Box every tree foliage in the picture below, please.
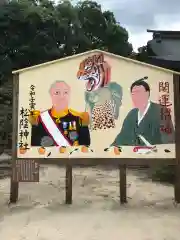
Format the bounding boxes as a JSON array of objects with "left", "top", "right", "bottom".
[
  {"left": 133, "top": 43, "right": 156, "bottom": 63},
  {"left": 0, "top": 0, "right": 132, "bottom": 84}
]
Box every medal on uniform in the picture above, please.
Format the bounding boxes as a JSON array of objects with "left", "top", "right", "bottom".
[
  {"left": 73, "top": 140, "right": 79, "bottom": 146},
  {"left": 69, "top": 131, "right": 79, "bottom": 146},
  {"left": 62, "top": 122, "right": 68, "bottom": 134},
  {"left": 72, "top": 121, "right": 76, "bottom": 130},
  {"left": 69, "top": 122, "right": 73, "bottom": 130}
]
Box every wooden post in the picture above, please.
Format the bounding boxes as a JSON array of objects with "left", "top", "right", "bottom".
[
  {"left": 119, "top": 164, "right": 127, "bottom": 204},
  {"left": 173, "top": 74, "right": 180, "bottom": 203},
  {"left": 65, "top": 163, "right": 72, "bottom": 204},
  {"left": 10, "top": 180, "right": 19, "bottom": 203},
  {"left": 10, "top": 73, "right": 19, "bottom": 203}
]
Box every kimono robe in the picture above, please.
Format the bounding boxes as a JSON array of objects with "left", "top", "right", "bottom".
[
  {"left": 111, "top": 102, "right": 174, "bottom": 146},
  {"left": 30, "top": 108, "right": 91, "bottom": 147}
]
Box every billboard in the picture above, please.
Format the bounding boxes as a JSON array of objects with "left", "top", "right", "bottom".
[{"left": 16, "top": 51, "right": 175, "bottom": 159}]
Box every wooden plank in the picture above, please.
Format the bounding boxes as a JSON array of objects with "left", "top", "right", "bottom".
[
  {"left": 65, "top": 164, "right": 72, "bottom": 204},
  {"left": 173, "top": 74, "right": 180, "bottom": 203},
  {"left": 119, "top": 165, "right": 127, "bottom": 204},
  {"left": 17, "top": 157, "right": 176, "bottom": 166},
  {"left": 10, "top": 74, "right": 19, "bottom": 203}
]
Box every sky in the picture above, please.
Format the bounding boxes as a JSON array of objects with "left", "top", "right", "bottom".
[
  {"left": 96, "top": 0, "right": 180, "bottom": 51},
  {"left": 72, "top": 0, "right": 180, "bottom": 52}
]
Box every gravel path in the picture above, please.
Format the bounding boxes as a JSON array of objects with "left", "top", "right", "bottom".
[{"left": 0, "top": 165, "right": 180, "bottom": 240}]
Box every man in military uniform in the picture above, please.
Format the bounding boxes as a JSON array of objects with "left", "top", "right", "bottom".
[{"left": 29, "top": 80, "right": 91, "bottom": 147}]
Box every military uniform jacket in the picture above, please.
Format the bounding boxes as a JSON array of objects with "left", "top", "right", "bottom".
[{"left": 30, "top": 108, "right": 91, "bottom": 147}]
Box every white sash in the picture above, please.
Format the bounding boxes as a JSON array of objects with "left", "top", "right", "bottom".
[{"left": 40, "top": 111, "right": 71, "bottom": 146}]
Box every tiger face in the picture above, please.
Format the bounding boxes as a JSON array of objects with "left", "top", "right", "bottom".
[{"left": 77, "top": 54, "right": 111, "bottom": 92}]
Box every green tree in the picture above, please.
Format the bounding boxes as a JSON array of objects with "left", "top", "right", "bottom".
[
  {"left": 134, "top": 43, "right": 156, "bottom": 63},
  {"left": 76, "top": 0, "right": 132, "bottom": 55},
  {"left": 0, "top": 0, "right": 133, "bottom": 85},
  {"left": 0, "top": 0, "right": 64, "bottom": 82}
]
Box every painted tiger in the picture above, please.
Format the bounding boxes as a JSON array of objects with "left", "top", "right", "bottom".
[{"left": 77, "top": 53, "right": 111, "bottom": 92}]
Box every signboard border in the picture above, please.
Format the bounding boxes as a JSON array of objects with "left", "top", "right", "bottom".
[{"left": 9, "top": 72, "right": 180, "bottom": 205}]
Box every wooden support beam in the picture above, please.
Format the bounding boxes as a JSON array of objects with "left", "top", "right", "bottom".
[
  {"left": 173, "top": 74, "right": 180, "bottom": 203},
  {"left": 65, "top": 164, "right": 72, "bottom": 204},
  {"left": 119, "top": 164, "right": 127, "bottom": 204},
  {"left": 10, "top": 73, "right": 19, "bottom": 204}
]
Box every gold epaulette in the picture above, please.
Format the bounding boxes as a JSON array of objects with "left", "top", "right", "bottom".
[
  {"left": 69, "top": 109, "right": 90, "bottom": 126},
  {"left": 28, "top": 110, "right": 40, "bottom": 126},
  {"left": 69, "top": 109, "right": 82, "bottom": 117}
]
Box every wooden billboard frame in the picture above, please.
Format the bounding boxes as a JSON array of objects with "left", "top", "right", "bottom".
[{"left": 9, "top": 72, "right": 180, "bottom": 206}]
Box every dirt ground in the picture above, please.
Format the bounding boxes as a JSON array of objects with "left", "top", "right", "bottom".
[{"left": 0, "top": 165, "right": 180, "bottom": 240}]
